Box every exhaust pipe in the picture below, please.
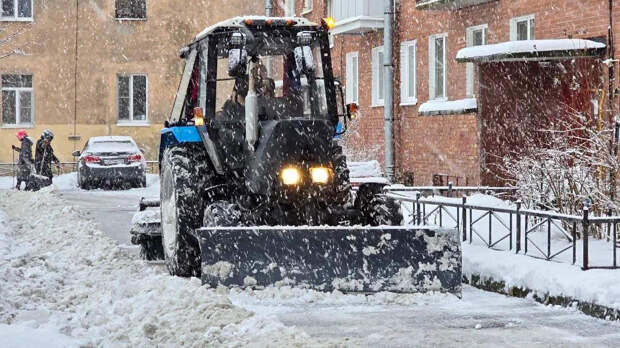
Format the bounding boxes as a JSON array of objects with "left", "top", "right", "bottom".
[{"left": 245, "top": 60, "right": 259, "bottom": 151}]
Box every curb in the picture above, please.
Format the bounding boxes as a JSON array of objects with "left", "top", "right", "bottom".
[{"left": 464, "top": 273, "right": 620, "bottom": 321}]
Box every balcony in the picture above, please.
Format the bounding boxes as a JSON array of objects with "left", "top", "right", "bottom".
[
  {"left": 416, "top": 0, "right": 497, "bottom": 10},
  {"left": 329, "top": 0, "right": 384, "bottom": 35}
]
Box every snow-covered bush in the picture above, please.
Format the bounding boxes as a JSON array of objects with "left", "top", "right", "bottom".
[{"left": 502, "top": 115, "right": 620, "bottom": 222}]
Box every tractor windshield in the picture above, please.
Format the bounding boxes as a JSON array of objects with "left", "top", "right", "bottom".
[{"left": 210, "top": 28, "right": 330, "bottom": 122}]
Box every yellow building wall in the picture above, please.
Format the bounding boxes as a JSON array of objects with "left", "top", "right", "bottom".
[{"left": 0, "top": 0, "right": 264, "bottom": 163}]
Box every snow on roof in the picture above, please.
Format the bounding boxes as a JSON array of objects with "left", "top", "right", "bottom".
[
  {"left": 194, "top": 16, "right": 318, "bottom": 42},
  {"left": 418, "top": 98, "right": 477, "bottom": 116},
  {"left": 456, "top": 39, "right": 606, "bottom": 63},
  {"left": 90, "top": 136, "right": 134, "bottom": 143}
]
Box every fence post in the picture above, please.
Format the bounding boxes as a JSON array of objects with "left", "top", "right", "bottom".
[
  {"left": 462, "top": 196, "right": 467, "bottom": 242},
  {"left": 416, "top": 192, "right": 421, "bottom": 225},
  {"left": 582, "top": 207, "right": 589, "bottom": 270},
  {"left": 516, "top": 200, "right": 521, "bottom": 253},
  {"left": 448, "top": 182, "right": 453, "bottom": 198}
]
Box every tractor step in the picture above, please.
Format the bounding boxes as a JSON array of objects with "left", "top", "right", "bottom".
[{"left": 195, "top": 226, "right": 462, "bottom": 295}]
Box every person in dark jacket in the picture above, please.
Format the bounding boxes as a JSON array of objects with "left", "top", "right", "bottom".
[
  {"left": 35, "top": 129, "right": 60, "bottom": 180},
  {"left": 11, "top": 130, "right": 34, "bottom": 190}
]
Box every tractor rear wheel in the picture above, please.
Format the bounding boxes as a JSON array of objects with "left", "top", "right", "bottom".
[
  {"left": 160, "top": 145, "right": 210, "bottom": 277},
  {"left": 356, "top": 183, "right": 403, "bottom": 226}
]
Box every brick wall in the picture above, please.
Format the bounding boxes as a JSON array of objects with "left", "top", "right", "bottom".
[{"left": 277, "top": 0, "right": 618, "bottom": 185}]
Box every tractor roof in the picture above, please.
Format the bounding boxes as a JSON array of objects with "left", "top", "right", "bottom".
[{"left": 194, "top": 16, "right": 318, "bottom": 43}]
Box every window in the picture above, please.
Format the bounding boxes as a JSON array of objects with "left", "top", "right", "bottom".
[
  {"left": 510, "top": 15, "right": 535, "bottom": 41},
  {"left": 372, "top": 46, "right": 384, "bottom": 106},
  {"left": 285, "top": 0, "right": 296, "bottom": 16},
  {"left": 118, "top": 74, "right": 148, "bottom": 123},
  {"left": 400, "top": 40, "right": 417, "bottom": 105},
  {"left": 429, "top": 33, "right": 447, "bottom": 100},
  {"left": 115, "top": 0, "right": 146, "bottom": 20},
  {"left": 1, "top": 0, "right": 32, "bottom": 21},
  {"left": 346, "top": 51, "right": 359, "bottom": 104},
  {"left": 466, "top": 25, "right": 487, "bottom": 97},
  {"left": 303, "top": 0, "right": 313, "bottom": 13},
  {"left": 2, "top": 74, "right": 33, "bottom": 126}
]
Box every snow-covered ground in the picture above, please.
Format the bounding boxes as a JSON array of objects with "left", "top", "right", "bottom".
[
  {"left": 0, "top": 188, "right": 325, "bottom": 347},
  {"left": 3, "top": 174, "right": 620, "bottom": 346}
]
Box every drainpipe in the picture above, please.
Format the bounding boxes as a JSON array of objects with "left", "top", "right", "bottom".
[
  {"left": 383, "top": 0, "right": 395, "bottom": 181},
  {"left": 265, "top": 0, "right": 272, "bottom": 76},
  {"left": 265, "top": 0, "right": 272, "bottom": 16}
]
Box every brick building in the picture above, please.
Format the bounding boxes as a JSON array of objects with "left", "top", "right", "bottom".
[
  {"left": 0, "top": 0, "right": 263, "bottom": 162},
  {"left": 277, "top": 0, "right": 619, "bottom": 185}
]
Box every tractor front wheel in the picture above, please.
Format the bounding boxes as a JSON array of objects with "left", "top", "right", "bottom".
[{"left": 160, "top": 146, "right": 208, "bottom": 277}]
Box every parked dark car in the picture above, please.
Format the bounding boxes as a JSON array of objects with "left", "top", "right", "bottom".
[{"left": 73, "top": 136, "right": 147, "bottom": 189}]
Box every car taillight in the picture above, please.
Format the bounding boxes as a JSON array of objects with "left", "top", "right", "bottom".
[
  {"left": 84, "top": 155, "right": 101, "bottom": 163},
  {"left": 128, "top": 154, "right": 142, "bottom": 162}
]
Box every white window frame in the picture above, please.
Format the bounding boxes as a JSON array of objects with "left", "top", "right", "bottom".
[
  {"left": 1, "top": 74, "right": 34, "bottom": 128},
  {"left": 465, "top": 24, "right": 487, "bottom": 97},
  {"left": 302, "top": 0, "right": 313, "bottom": 14},
  {"left": 285, "top": 0, "right": 296, "bottom": 16},
  {"left": 372, "top": 46, "right": 385, "bottom": 107},
  {"left": 400, "top": 40, "right": 417, "bottom": 105},
  {"left": 117, "top": 74, "right": 149, "bottom": 125},
  {"left": 345, "top": 51, "right": 359, "bottom": 104},
  {"left": 429, "top": 33, "right": 447, "bottom": 101},
  {"left": 510, "top": 14, "right": 535, "bottom": 41},
  {"left": 0, "top": 0, "right": 33, "bottom": 21}
]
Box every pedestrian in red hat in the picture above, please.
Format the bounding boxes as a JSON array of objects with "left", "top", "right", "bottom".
[{"left": 11, "top": 130, "right": 34, "bottom": 190}]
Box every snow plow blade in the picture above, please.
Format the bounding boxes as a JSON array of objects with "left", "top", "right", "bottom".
[{"left": 196, "top": 226, "right": 461, "bottom": 295}]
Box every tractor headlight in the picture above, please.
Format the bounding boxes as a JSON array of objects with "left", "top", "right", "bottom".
[
  {"left": 310, "top": 167, "right": 330, "bottom": 184},
  {"left": 281, "top": 167, "right": 301, "bottom": 186}
]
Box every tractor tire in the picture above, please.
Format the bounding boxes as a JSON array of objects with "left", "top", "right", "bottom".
[
  {"left": 356, "top": 184, "right": 403, "bottom": 226},
  {"left": 203, "top": 201, "right": 243, "bottom": 227},
  {"left": 367, "top": 194, "right": 403, "bottom": 226},
  {"left": 330, "top": 140, "right": 351, "bottom": 205},
  {"left": 160, "top": 145, "right": 210, "bottom": 277},
  {"left": 140, "top": 235, "right": 165, "bottom": 261}
]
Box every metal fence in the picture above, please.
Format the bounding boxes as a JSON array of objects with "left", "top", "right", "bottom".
[
  {"left": 0, "top": 161, "right": 159, "bottom": 177},
  {"left": 385, "top": 190, "right": 620, "bottom": 270}
]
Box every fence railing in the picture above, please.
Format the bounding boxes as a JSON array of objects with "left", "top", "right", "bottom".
[
  {"left": 386, "top": 191, "right": 620, "bottom": 270},
  {"left": 0, "top": 161, "right": 159, "bottom": 176}
]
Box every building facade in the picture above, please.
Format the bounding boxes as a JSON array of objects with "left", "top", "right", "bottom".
[
  {"left": 0, "top": 0, "right": 263, "bottom": 162},
  {"left": 278, "top": 0, "right": 619, "bottom": 185}
]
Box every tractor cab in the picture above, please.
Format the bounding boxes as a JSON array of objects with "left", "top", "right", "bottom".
[{"left": 173, "top": 16, "right": 352, "bottom": 136}]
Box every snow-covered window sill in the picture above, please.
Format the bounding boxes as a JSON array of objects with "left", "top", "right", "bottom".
[
  {"left": 418, "top": 98, "right": 477, "bottom": 116},
  {"left": 0, "top": 18, "right": 33, "bottom": 22},
  {"left": 400, "top": 99, "right": 418, "bottom": 107},
  {"left": 371, "top": 103, "right": 385, "bottom": 108},
  {"left": 116, "top": 122, "right": 150, "bottom": 127},
  {"left": 2, "top": 123, "right": 34, "bottom": 129},
  {"left": 115, "top": 18, "right": 147, "bottom": 22}
]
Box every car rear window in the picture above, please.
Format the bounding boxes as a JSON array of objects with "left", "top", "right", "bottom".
[{"left": 88, "top": 141, "right": 137, "bottom": 154}]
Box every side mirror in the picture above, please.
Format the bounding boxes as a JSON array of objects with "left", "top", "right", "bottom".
[
  {"left": 72, "top": 150, "right": 81, "bottom": 157},
  {"left": 294, "top": 46, "right": 314, "bottom": 75},
  {"left": 228, "top": 48, "right": 248, "bottom": 78}
]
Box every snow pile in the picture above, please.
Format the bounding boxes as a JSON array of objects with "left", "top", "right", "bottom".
[
  {"left": 347, "top": 161, "right": 389, "bottom": 184},
  {"left": 0, "top": 189, "right": 324, "bottom": 347},
  {"left": 463, "top": 244, "right": 620, "bottom": 311}
]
